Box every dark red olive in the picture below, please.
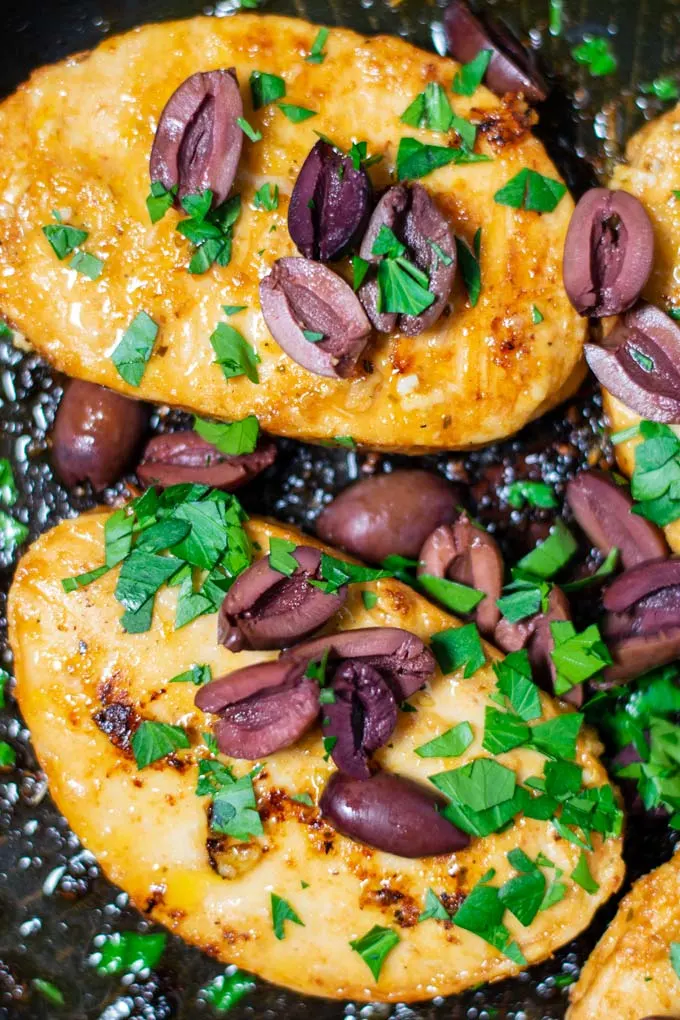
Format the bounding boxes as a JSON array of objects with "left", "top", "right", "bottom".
[
  {"left": 358, "top": 184, "right": 456, "bottom": 335},
  {"left": 316, "top": 470, "right": 459, "bottom": 565},
  {"left": 150, "top": 69, "right": 243, "bottom": 207},
  {"left": 322, "top": 661, "right": 397, "bottom": 779},
  {"left": 566, "top": 470, "right": 668, "bottom": 570},
  {"left": 195, "top": 659, "right": 319, "bottom": 758},
  {"left": 443, "top": 0, "right": 548, "bottom": 103},
  {"left": 585, "top": 304, "right": 680, "bottom": 423},
  {"left": 563, "top": 189, "right": 654, "bottom": 318},
  {"left": 320, "top": 770, "right": 469, "bottom": 857},
  {"left": 137, "top": 431, "right": 276, "bottom": 490},
  {"left": 495, "top": 587, "right": 578, "bottom": 702},
  {"left": 600, "top": 629, "right": 680, "bottom": 687},
  {"left": 52, "top": 380, "right": 148, "bottom": 491},
  {"left": 218, "top": 545, "right": 347, "bottom": 651},
  {"left": 418, "top": 514, "right": 503, "bottom": 638},
  {"left": 288, "top": 140, "right": 373, "bottom": 262},
  {"left": 282, "top": 627, "right": 436, "bottom": 701},
  {"left": 603, "top": 560, "right": 680, "bottom": 613},
  {"left": 259, "top": 257, "right": 372, "bottom": 378}
]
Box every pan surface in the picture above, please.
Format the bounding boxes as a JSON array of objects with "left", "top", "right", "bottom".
[{"left": 1, "top": 0, "right": 679, "bottom": 1017}]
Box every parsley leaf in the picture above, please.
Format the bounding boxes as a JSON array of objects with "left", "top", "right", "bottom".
[
  {"left": 177, "top": 192, "right": 241, "bottom": 273},
  {"left": 452, "top": 50, "right": 492, "bottom": 95},
  {"left": 0, "top": 669, "right": 8, "bottom": 709},
  {"left": 349, "top": 925, "right": 400, "bottom": 980},
  {"left": 210, "top": 322, "right": 260, "bottom": 383},
  {"left": 199, "top": 762, "right": 265, "bottom": 841},
  {"left": 0, "top": 742, "right": 16, "bottom": 768},
  {"left": 32, "top": 979, "right": 64, "bottom": 1007},
  {"left": 671, "top": 943, "right": 680, "bottom": 980},
  {"left": 498, "top": 866, "right": 546, "bottom": 926},
  {"left": 193, "top": 415, "right": 260, "bottom": 455},
  {"left": 506, "top": 480, "right": 557, "bottom": 509},
  {"left": 0, "top": 511, "right": 28, "bottom": 556},
  {"left": 306, "top": 27, "right": 329, "bottom": 64},
  {"left": 550, "top": 622, "right": 612, "bottom": 693},
  {"left": 562, "top": 547, "right": 619, "bottom": 592},
  {"left": 455, "top": 229, "right": 482, "bottom": 306},
  {"left": 430, "top": 757, "right": 516, "bottom": 811},
  {"left": 70, "top": 250, "right": 104, "bottom": 280},
  {"left": 147, "top": 181, "right": 177, "bottom": 223},
  {"left": 496, "top": 575, "right": 550, "bottom": 623},
  {"left": 396, "top": 137, "right": 488, "bottom": 181},
  {"left": 271, "top": 893, "right": 304, "bottom": 940},
  {"left": 419, "top": 888, "right": 451, "bottom": 922},
  {"left": 200, "top": 970, "right": 256, "bottom": 1012},
  {"left": 253, "top": 182, "right": 279, "bottom": 211},
  {"left": 571, "top": 35, "right": 617, "bottom": 76},
  {"left": 430, "top": 623, "right": 486, "bottom": 677},
  {"left": 237, "top": 116, "right": 262, "bottom": 141},
  {"left": 516, "top": 519, "right": 577, "bottom": 579},
  {"left": 401, "top": 82, "right": 460, "bottom": 135},
  {"left": 362, "top": 590, "right": 379, "bottom": 611},
  {"left": 250, "top": 71, "right": 286, "bottom": 109},
  {"left": 169, "top": 664, "right": 212, "bottom": 686},
  {"left": 352, "top": 255, "right": 370, "bottom": 291},
  {"left": 571, "top": 851, "right": 599, "bottom": 894},
  {"left": 269, "top": 536, "right": 299, "bottom": 576},
  {"left": 131, "top": 721, "right": 190, "bottom": 769},
  {"left": 42, "top": 212, "right": 88, "bottom": 259},
  {"left": 111, "top": 311, "right": 159, "bottom": 387},
  {"left": 530, "top": 712, "right": 583, "bottom": 761},
  {"left": 0, "top": 459, "right": 17, "bottom": 506},
  {"left": 494, "top": 169, "right": 567, "bottom": 213},
  {"left": 95, "top": 932, "right": 167, "bottom": 976},
  {"left": 628, "top": 422, "right": 680, "bottom": 526},
  {"left": 452, "top": 880, "right": 527, "bottom": 965},
  {"left": 531, "top": 304, "right": 544, "bottom": 324},
  {"left": 418, "top": 574, "right": 485, "bottom": 614},
  {"left": 483, "top": 707, "right": 530, "bottom": 755},
  {"left": 493, "top": 651, "right": 542, "bottom": 721},
  {"left": 278, "top": 103, "right": 317, "bottom": 123},
  {"left": 415, "top": 721, "right": 474, "bottom": 759},
  {"left": 311, "top": 553, "right": 392, "bottom": 594},
  {"left": 376, "top": 257, "right": 435, "bottom": 316},
  {"left": 640, "top": 77, "right": 679, "bottom": 101}
]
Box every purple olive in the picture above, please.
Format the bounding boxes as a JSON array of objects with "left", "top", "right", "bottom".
[
  {"left": 567, "top": 470, "right": 668, "bottom": 570},
  {"left": 443, "top": 0, "right": 548, "bottom": 103},
  {"left": 150, "top": 69, "right": 243, "bottom": 208},
  {"left": 218, "top": 545, "right": 347, "bottom": 651},
  {"left": 259, "top": 257, "right": 372, "bottom": 378},
  {"left": 418, "top": 514, "right": 503, "bottom": 638},
  {"left": 585, "top": 304, "right": 680, "bottom": 423},
  {"left": 495, "top": 587, "right": 578, "bottom": 702},
  {"left": 52, "top": 380, "right": 148, "bottom": 491},
  {"left": 137, "top": 431, "right": 276, "bottom": 491},
  {"left": 282, "top": 627, "right": 436, "bottom": 701},
  {"left": 603, "top": 560, "right": 680, "bottom": 613},
  {"left": 358, "top": 184, "right": 456, "bottom": 335},
  {"left": 563, "top": 189, "right": 654, "bottom": 318},
  {"left": 322, "top": 661, "right": 398, "bottom": 779},
  {"left": 288, "top": 140, "right": 373, "bottom": 262},
  {"left": 195, "top": 659, "right": 319, "bottom": 758},
  {"left": 320, "top": 770, "right": 469, "bottom": 857},
  {"left": 316, "top": 470, "right": 459, "bottom": 565}
]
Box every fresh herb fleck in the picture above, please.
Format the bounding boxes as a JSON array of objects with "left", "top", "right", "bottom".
[
  {"left": 571, "top": 36, "right": 617, "bottom": 77},
  {"left": 452, "top": 50, "right": 492, "bottom": 96},
  {"left": 253, "top": 182, "right": 279, "bottom": 211},
  {"left": 506, "top": 480, "right": 557, "bottom": 509},
  {"left": 94, "top": 932, "right": 167, "bottom": 976},
  {"left": 430, "top": 623, "right": 486, "bottom": 678},
  {"left": 194, "top": 414, "right": 260, "bottom": 456},
  {"left": 131, "top": 721, "right": 190, "bottom": 769},
  {"left": 349, "top": 925, "right": 400, "bottom": 980},
  {"left": 250, "top": 71, "right": 286, "bottom": 109},
  {"left": 278, "top": 103, "right": 317, "bottom": 123},
  {"left": 494, "top": 169, "right": 567, "bottom": 213},
  {"left": 147, "top": 181, "right": 177, "bottom": 223},
  {"left": 270, "top": 893, "right": 304, "bottom": 940},
  {"left": 169, "top": 664, "right": 212, "bottom": 686},
  {"left": 306, "top": 27, "right": 329, "bottom": 64},
  {"left": 516, "top": 519, "right": 577, "bottom": 579},
  {"left": 111, "top": 310, "right": 159, "bottom": 387},
  {"left": 416, "top": 721, "right": 474, "bottom": 759},
  {"left": 237, "top": 116, "right": 262, "bottom": 141},
  {"left": 200, "top": 970, "right": 256, "bottom": 1012},
  {"left": 210, "top": 322, "right": 260, "bottom": 383},
  {"left": 396, "top": 137, "right": 489, "bottom": 181},
  {"left": 455, "top": 228, "right": 482, "bottom": 306}
]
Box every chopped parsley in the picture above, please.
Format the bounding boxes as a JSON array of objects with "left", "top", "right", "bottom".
[
  {"left": 452, "top": 875, "right": 526, "bottom": 965},
  {"left": 418, "top": 888, "right": 451, "bottom": 922},
  {"left": 415, "top": 721, "right": 474, "bottom": 759},
  {"left": 371, "top": 226, "right": 435, "bottom": 317},
  {"left": 237, "top": 116, "right": 262, "bottom": 142},
  {"left": 0, "top": 511, "right": 28, "bottom": 555},
  {"left": 563, "top": 547, "right": 619, "bottom": 592},
  {"left": 571, "top": 35, "right": 617, "bottom": 77},
  {"left": 249, "top": 71, "right": 286, "bottom": 109},
  {"left": 32, "top": 979, "right": 65, "bottom": 1007},
  {"left": 418, "top": 574, "right": 485, "bottom": 614},
  {"left": 431, "top": 757, "right": 516, "bottom": 813},
  {"left": 194, "top": 414, "right": 260, "bottom": 456},
  {"left": 69, "top": 250, "right": 104, "bottom": 280},
  {"left": 362, "top": 590, "right": 379, "bottom": 611},
  {"left": 176, "top": 191, "right": 241, "bottom": 274},
  {"left": 310, "top": 553, "right": 393, "bottom": 595},
  {"left": 496, "top": 575, "right": 550, "bottom": 623},
  {"left": 131, "top": 721, "right": 190, "bottom": 769},
  {"left": 302, "top": 329, "right": 324, "bottom": 343},
  {"left": 452, "top": 50, "right": 492, "bottom": 96},
  {"left": 640, "top": 77, "right": 679, "bottom": 101},
  {"left": 169, "top": 664, "right": 212, "bottom": 686},
  {"left": 498, "top": 861, "right": 545, "bottom": 927},
  {"left": 306, "top": 27, "right": 329, "bottom": 64},
  {"left": 200, "top": 970, "right": 256, "bottom": 1012},
  {"left": 493, "top": 651, "right": 542, "bottom": 722},
  {"left": 494, "top": 169, "right": 567, "bottom": 213},
  {"left": 671, "top": 943, "right": 680, "bottom": 980},
  {"left": 94, "top": 932, "right": 167, "bottom": 976},
  {"left": 549, "top": 0, "right": 563, "bottom": 35},
  {"left": 506, "top": 480, "right": 557, "bottom": 509},
  {"left": 253, "top": 182, "right": 279, "bottom": 211},
  {"left": 210, "top": 322, "right": 260, "bottom": 384},
  {"left": 516, "top": 519, "right": 577, "bottom": 579},
  {"left": 197, "top": 760, "right": 264, "bottom": 841},
  {"left": 623, "top": 421, "right": 680, "bottom": 526},
  {"left": 111, "top": 310, "right": 159, "bottom": 387},
  {"left": 571, "top": 851, "right": 599, "bottom": 894},
  {"left": 550, "top": 622, "right": 612, "bottom": 694},
  {"left": 278, "top": 103, "right": 317, "bottom": 123},
  {"left": 146, "top": 181, "right": 177, "bottom": 223},
  {"left": 529, "top": 713, "right": 582, "bottom": 761},
  {"left": 349, "top": 925, "right": 400, "bottom": 980},
  {"left": 455, "top": 228, "right": 482, "bottom": 306},
  {"left": 269, "top": 536, "right": 299, "bottom": 576},
  {"left": 396, "top": 137, "right": 489, "bottom": 181},
  {"left": 482, "top": 707, "right": 529, "bottom": 755},
  {"left": 271, "top": 894, "right": 304, "bottom": 939},
  {"left": 0, "top": 742, "right": 16, "bottom": 768},
  {"left": 430, "top": 623, "right": 486, "bottom": 678},
  {"left": 223, "top": 304, "right": 247, "bottom": 316},
  {"left": 401, "top": 82, "right": 462, "bottom": 136},
  {"left": 291, "top": 792, "right": 314, "bottom": 806},
  {"left": 0, "top": 669, "right": 8, "bottom": 709},
  {"left": 531, "top": 304, "right": 544, "bottom": 324},
  {"left": 352, "top": 255, "right": 370, "bottom": 291},
  {"left": 42, "top": 211, "right": 87, "bottom": 259}
]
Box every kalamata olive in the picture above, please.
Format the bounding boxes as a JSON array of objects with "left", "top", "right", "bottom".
[
  {"left": 495, "top": 587, "right": 578, "bottom": 702},
  {"left": 322, "top": 661, "right": 398, "bottom": 779},
  {"left": 195, "top": 659, "right": 319, "bottom": 758},
  {"left": 603, "top": 560, "right": 680, "bottom": 613},
  {"left": 358, "top": 184, "right": 456, "bottom": 335},
  {"left": 288, "top": 140, "right": 373, "bottom": 262},
  {"left": 585, "top": 304, "right": 680, "bottom": 423},
  {"left": 320, "top": 770, "right": 469, "bottom": 857},
  {"left": 418, "top": 514, "right": 503, "bottom": 638},
  {"left": 218, "top": 545, "right": 347, "bottom": 651},
  {"left": 137, "top": 431, "right": 276, "bottom": 490},
  {"left": 601, "top": 629, "right": 680, "bottom": 687},
  {"left": 150, "top": 69, "right": 243, "bottom": 208},
  {"left": 563, "top": 189, "right": 654, "bottom": 318},
  {"left": 52, "top": 380, "right": 148, "bottom": 491},
  {"left": 259, "top": 257, "right": 372, "bottom": 378},
  {"left": 566, "top": 470, "right": 668, "bottom": 570},
  {"left": 316, "top": 470, "right": 459, "bottom": 565},
  {"left": 282, "top": 627, "right": 436, "bottom": 700},
  {"left": 443, "top": 0, "right": 548, "bottom": 103}
]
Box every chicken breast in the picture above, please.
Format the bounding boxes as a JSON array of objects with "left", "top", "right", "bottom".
[
  {"left": 568, "top": 852, "right": 680, "bottom": 1019},
  {"left": 602, "top": 102, "right": 680, "bottom": 550},
  {"left": 0, "top": 14, "right": 586, "bottom": 453},
  {"left": 8, "top": 511, "right": 624, "bottom": 1001}
]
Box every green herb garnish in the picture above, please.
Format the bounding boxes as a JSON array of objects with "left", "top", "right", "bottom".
[
  {"left": 269, "top": 536, "right": 299, "bottom": 576},
  {"left": 493, "top": 651, "right": 542, "bottom": 722},
  {"left": 306, "top": 27, "right": 329, "bottom": 64},
  {"left": 250, "top": 71, "right": 286, "bottom": 109},
  {"left": 111, "top": 310, "right": 159, "bottom": 387},
  {"left": 550, "top": 622, "right": 612, "bottom": 694},
  {"left": 640, "top": 77, "right": 679, "bottom": 101},
  {"left": 0, "top": 459, "right": 17, "bottom": 506},
  {"left": 237, "top": 116, "right": 262, "bottom": 141},
  {"left": 0, "top": 742, "right": 16, "bottom": 768},
  {"left": 32, "top": 979, "right": 64, "bottom": 1007},
  {"left": 176, "top": 191, "right": 241, "bottom": 273},
  {"left": 311, "top": 553, "right": 392, "bottom": 595},
  {"left": 452, "top": 50, "right": 492, "bottom": 96},
  {"left": 562, "top": 548, "right": 619, "bottom": 592},
  {"left": 278, "top": 103, "right": 317, "bottom": 123},
  {"left": 455, "top": 228, "right": 482, "bottom": 306},
  {"left": 253, "top": 182, "right": 279, "bottom": 211},
  {"left": 169, "top": 664, "right": 212, "bottom": 686},
  {"left": 362, "top": 590, "right": 379, "bottom": 611},
  {"left": 95, "top": 932, "right": 167, "bottom": 976},
  {"left": 418, "top": 889, "right": 451, "bottom": 922},
  {"left": 571, "top": 35, "right": 617, "bottom": 76},
  {"left": 396, "top": 137, "right": 489, "bottom": 181},
  {"left": 494, "top": 169, "right": 567, "bottom": 213},
  {"left": 200, "top": 970, "right": 256, "bottom": 1012},
  {"left": 506, "top": 480, "right": 557, "bottom": 509},
  {"left": 430, "top": 623, "right": 486, "bottom": 678},
  {"left": 516, "top": 519, "right": 577, "bottom": 579},
  {"left": 352, "top": 255, "right": 370, "bottom": 291},
  {"left": 349, "top": 925, "right": 400, "bottom": 980},
  {"left": 42, "top": 211, "right": 88, "bottom": 259},
  {"left": 270, "top": 893, "right": 304, "bottom": 940},
  {"left": 131, "top": 721, "right": 190, "bottom": 769},
  {"left": 194, "top": 414, "right": 260, "bottom": 455},
  {"left": 671, "top": 942, "right": 680, "bottom": 980},
  {"left": 210, "top": 322, "right": 260, "bottom": 383},
  {"left": 415, "top": 721, "right": 474, "bottom": 759},
  {"left": 452, "top": 877, "right": 527, "bottom": 965},
  {"left": 197, "top": 760, "right": 265, "bottom": 841},
  {"left": 571, "top": 851, "right": 599, "bottom": 894},
  {"left": 496, "top": 575, "right": 550, "bottom": 623},
  {"left": 146, "top": 181, "right": 177, "bottom": 223},
  {"left": 418, "top": 574, "right": 485, "bottom": 614}
]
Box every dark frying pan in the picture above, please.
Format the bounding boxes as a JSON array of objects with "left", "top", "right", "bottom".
[{"left": 1, "top": 0, "right": 679, "bottom": 1017}]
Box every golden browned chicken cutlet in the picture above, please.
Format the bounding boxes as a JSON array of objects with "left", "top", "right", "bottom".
[{"left": 0, "top": 15, "right": 586, "bottom": 453}]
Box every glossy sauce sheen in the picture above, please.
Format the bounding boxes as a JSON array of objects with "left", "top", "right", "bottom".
[
  {"left": 567, "top": 853, "right": 680, "bottom": 1020},
  {"left": 8, "top": 515, "right": 624, "bottom": 1001},
  {"left": 0, "top": 14, "right": 586, "bottom": 452}
]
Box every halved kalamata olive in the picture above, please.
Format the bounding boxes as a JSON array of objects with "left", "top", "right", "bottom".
[
  {"left": 316, "top": 470, "right": 459, "bottom": 564},
  {"left": 320, "top": 770, "right": 469, "bottom": 857},
  {"left": 137, "top": 431, "right": 276, "bottom": 491},
  {"left": 288, "top": 140, "right": 373, "bottom": 262},
  {"left": 443, "top": 0, "right": 548, "bottom": 103},
  {"left": 566, "top": 470, "right": 668, "bottom": 570},
  {"left": 418, "top": 514, "right": 503, "bottom": 638},
  {"left": 358, "top": 183, "right": 456, "bottom": 336},
  {"left": 150, "top": 69, "right": 243, "bottom": 207},
  {"left": 52, "top": 380, "right": 148, "bottom": 491},
  {"left": 495, "top": 587, "right": 578, "bottom": 702},
  {"left": 195, "top": 659, "right": 319, "bottom": 758},
  {"left": 601, "top": 629, "right": 680, "bottom": 687},
  {"left": 283, "top": 627, "right": 436, "bottom": 700},
  {"left": 585, "top": 304, "right": 680, "bottom": 423},
  {"left": 322, "top": 661, "right": 398, "bottom": 779},
  {"left": 259, "top": 257, "right": 372, "bottom": 378},
  {"left": 603, "top": 560, "right": 680, "bottom": 613},
  {"left": 218, "top": 545, "right": 347, "bottom": 651},
  {"left": 563, "top": 189, "right": 654, "bottom": 318}
]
